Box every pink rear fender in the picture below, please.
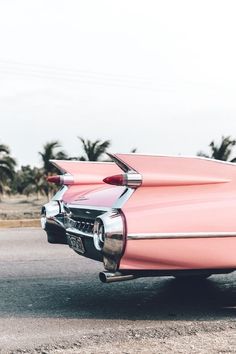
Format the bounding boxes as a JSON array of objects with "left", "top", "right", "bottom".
[
  {"left": 120, "top": 184, "right": 236, "bottom": 270},
  {"left": 120, "top": 237, "right": 236, "bottom": 270},
  {"left": 108, "top": 154, "right": 236, "bottom": 271}
]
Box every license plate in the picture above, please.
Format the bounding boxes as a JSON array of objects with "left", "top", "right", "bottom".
[{"left": 67, "top": 235, "right": 85, "bottom": 254}]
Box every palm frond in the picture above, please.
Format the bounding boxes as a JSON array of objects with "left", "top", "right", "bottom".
[{"left": 78, "top": 137, "right": 111, "bottom": 161}]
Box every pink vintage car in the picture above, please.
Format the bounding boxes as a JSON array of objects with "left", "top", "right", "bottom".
[{"left": 41, "top": 153, "right": 236, "bottom": 283}]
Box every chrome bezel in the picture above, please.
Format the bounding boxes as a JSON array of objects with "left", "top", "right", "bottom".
[
  {"left": 41, "top": 187, "right": 68, "bottom": 230},
  {"left": 94, "top": 209, "right": 125, "bottom": 272},
  {"left": 42, "top": 200, "right": 60, "bottom": 218},
  {"left": 126, "top": 172, "right": 142, "bottom": 188},
  {"left": 40, "top": 216, "right": 47, "bottom": 230},
  {"left": 93, "top": 220, "right": 105, "bottom": 251}
]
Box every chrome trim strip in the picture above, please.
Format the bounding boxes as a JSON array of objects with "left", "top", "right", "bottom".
[
  {"left": 107, "top": 153, "right": 135, "bottom": 172},
  {"left": 51, "top": 159, "right": 115, "bottom": 165},
  {"left": 66, "top": 204, "right": 111, "bottom": 212},
  {"left": 52, "top": 185, "right": 68, "bottom": 201},
  {"left": 128, "top": 231, "right": 236, "bottom": 240},
  {"left": 66, "top": 227, "right": 93, "bottom": 238},
  {"left": 113, "top": 187, "right": 135, "bottom": 209}
]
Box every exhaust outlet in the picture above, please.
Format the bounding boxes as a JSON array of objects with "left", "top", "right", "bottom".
[{"left": 99, "top": 271, "right": 135, "bottom": 283}]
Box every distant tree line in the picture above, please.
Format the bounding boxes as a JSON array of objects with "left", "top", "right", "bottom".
[
  {"left": 0, "top": 137, "right": 134, "bottom": 199},
  {"left": 0, "top": 135, "right": 235, "bottom": 199},
  {"left": 7, "top": 137, "right": 113, "bottom": 199},
  {"left": 197, "top": 136, "right": 236, "bottom": 162}
]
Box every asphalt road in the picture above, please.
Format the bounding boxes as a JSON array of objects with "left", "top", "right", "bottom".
[{"left": 0, "top": 228, "right": 235, "bottom": 354}]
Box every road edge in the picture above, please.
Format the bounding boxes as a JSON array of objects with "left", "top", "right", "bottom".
[{"left": 0, "top": 219, "right": 40, "bottom": 228}]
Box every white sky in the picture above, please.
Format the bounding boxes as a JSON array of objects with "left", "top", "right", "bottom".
[{"left": 1, "top": 0, "right": 236, "bottom": 166}]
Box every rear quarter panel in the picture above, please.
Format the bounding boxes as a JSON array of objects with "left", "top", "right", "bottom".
[{"left": 119, "top": 157, "right": 236, "bottom": 271}]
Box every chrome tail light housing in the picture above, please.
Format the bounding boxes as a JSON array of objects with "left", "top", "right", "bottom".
[{"left": 93, "top": 209, "right": 126, "bottom": 272}]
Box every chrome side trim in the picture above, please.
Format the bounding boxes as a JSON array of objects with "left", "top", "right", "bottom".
[
  {"left": 51, "top": 159, "right": 115, "bottom": 165},
  {"left": 107, "top": 153, "right": 136, "bottom": 172},
  {"left": 51, "top": 185, "right": 68, "bottom": 201},
  {"left": 128, "top": 231, "right": 236, "bottom": 240},
  {"left": 66, "top": 204, "right": 111, "bottom": 212},
  {"left": 113, "top": 187, "right": 135, "bottom": 209}
]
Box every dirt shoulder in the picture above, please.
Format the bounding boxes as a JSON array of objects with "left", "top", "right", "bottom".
[
  {"left": 0, "top": 195, "right": 46, "bottom": 227},
  {"left": 14, "top": 321, "right": 236, "bottom": 354}
]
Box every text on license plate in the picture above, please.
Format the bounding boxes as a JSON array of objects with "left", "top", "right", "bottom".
[{"left": 67, "top": 235, "right": 85, "bottom": 254}]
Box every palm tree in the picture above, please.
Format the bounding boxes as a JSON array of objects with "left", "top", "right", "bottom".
[
  {"left": 78, "top": 137, "right": 111, "bottom": 161},
  {"left": 39, "top": 141, "right": 68, "bottom": 199},
  {"left": 0, "top": 143, "right": 16, "bottom": 196},
  {"left": 39, "top": 141, "right": 68, "bottom": 175},
  {"left": 12, "top": 166, "right": 45, "bottom": 199},
  {"left": 197, "top": 136, "right": 236, "bottom": 162},
  {"left": 31, "top": 167, "right": 46, "bottom": 199},
  {"left": 130, "top": 148, "right": 137, "bottom": 153}
]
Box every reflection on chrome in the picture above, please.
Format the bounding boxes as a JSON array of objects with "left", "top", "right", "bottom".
[
  {"left": 94, "top": 209, "right": 125, "bottom": 272},
  {"left": 99, "top": 271, "right": 134, "bottom": 283}
]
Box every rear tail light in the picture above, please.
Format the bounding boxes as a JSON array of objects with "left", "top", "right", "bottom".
[
  {"left": 47, "top": 175, "right": 61, "bottom": 184},
  {"left": 103, "top": 174, "right": 126, "bottom": 186},
  {"left": 47, "top": 174, "right": 74, "bottom": 185},
  {"left": 103, "top": 173, "right": 142, "bottom": 188}
]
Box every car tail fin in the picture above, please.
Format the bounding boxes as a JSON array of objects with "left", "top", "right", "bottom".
[
  {"left": 107, "top": 153, "right": 232, "bottom": 187},
  {"left": 48, "top": 160, "right": 121, "bottom": 185}
]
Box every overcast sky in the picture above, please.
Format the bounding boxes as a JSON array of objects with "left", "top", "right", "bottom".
[{"left": 1, "top": 0, "right": 236, "bottom": 167}]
